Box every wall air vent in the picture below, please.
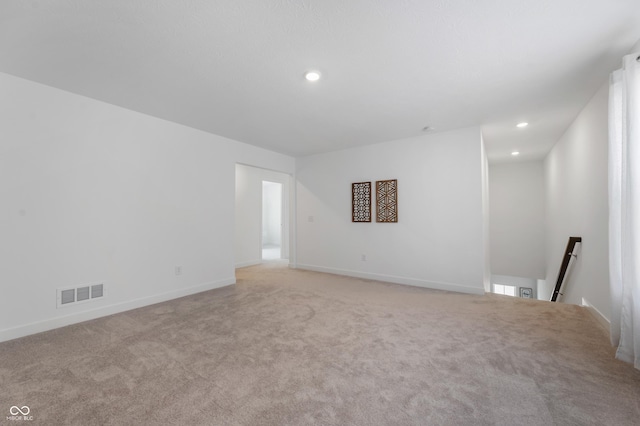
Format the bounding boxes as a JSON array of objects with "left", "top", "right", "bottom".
[
  {"left": 91, "top": 283, "right": 103, "bottom": 298},
  {"left": 60, "top": 289, "right": 75, "bottom": 305},
  {"left": 77, "top": 286, "right": 90, "bottom": 301},
  {"left": 57, "top": 282, "right": 106, "bottom": 308}
]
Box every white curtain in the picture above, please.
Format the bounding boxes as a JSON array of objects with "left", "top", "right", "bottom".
[{"left": 609, "top": 52, "right": 640, "bottom": 369}]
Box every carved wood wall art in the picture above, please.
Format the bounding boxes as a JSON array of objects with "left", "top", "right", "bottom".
[
  {"left": 352, "top": 182, "right": 372, "bottom": 222},
  {"left": 376, "top": 179, "right": 398, "bottom": 223}
]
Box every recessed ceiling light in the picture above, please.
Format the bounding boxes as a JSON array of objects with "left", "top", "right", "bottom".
[
  {"left": 512, "top": 151, "right": 520, "bottom": 156},
  {"left": 516, "top": 122, "right": 528, "bottom": 128},
  {"left": 305, "top": 71, "right": 321, "bottom": 82}
]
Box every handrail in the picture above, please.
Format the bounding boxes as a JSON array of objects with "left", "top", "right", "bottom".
[{"left": 551, "top": 236, "right": 582, "bottom": 302}]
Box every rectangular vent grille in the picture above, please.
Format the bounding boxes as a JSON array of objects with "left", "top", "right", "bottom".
[
  {"left": 91, "top": 284, "right": 104, "bottom": 298},
  {"left": 77, "top": 286, "right": 90, "bottom": 301},
  {"left": 61, "top": 289, "right": 75, "bottom": 305},
  {"left": 57, "top": 282, "right": 106, "bottom": 308}
]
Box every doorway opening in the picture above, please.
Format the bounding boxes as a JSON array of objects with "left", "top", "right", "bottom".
[
  {"left": 262, "top": 180, "right": 283, "bottom": 261},
  {"left": 234, "top": 164, "right": 290, "bottom": 268}
]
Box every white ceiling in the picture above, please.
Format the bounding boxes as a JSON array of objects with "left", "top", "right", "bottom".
[{"left": 1, "top": 1, "right": 639, "bottom": 162}]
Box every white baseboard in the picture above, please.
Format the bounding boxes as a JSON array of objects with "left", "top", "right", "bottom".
[
  {"left": 0, "top": 277, "right": 235, "bottom": 343},
  {"left": 235, "top": 260, "right": 263, "bottom": 268},
  {"left": 295, "top": 264, "right": 485, "bottom": 295},
  {"left": 581, "top": 297, "right": 611, "bottom": 336}
]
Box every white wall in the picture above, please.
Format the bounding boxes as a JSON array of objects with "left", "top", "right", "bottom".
[
  {"left": 295, "top": 127, "right": 487, "bottom": 295},
  {"left": 0, "top": 72, "right": 294, "bottom": 342},
  {"left": 544, "top": 81, "right": 610, "bottom": 319},
  {"left": 235, "top": 164, "right": 291, "bottom": 267},
  {"left": 490, "top": 161, "right": 545, "bottom": 279}
]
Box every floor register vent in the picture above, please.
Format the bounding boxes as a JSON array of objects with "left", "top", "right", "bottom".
[{"left": 57, "top": 283, "right": 105, "bottom": 308}]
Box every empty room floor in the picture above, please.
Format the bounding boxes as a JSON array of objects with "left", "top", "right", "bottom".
[{"left": 1, "top": 263, "right": 639, "bottom": 425}]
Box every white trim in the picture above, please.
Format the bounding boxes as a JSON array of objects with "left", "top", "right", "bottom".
[
  {"left": 295, "top": 264, "right": 485, "bottom": 295},
  {"left": 235, "top": 260, "right": 263, "bottom": 268},
  {"left": 581, "top": 297, "right": 611, "bottom": 336},
  {"left": 0, "top": 278, "right": 235, "bottom": 343}
]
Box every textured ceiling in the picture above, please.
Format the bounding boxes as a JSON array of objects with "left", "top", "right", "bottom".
[{"left": 1, "top": 0, "right": 639, "bottom": 162}]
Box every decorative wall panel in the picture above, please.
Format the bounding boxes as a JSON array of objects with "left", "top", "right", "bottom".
[
  {"left": 376, "top": 179, "right": 398, "bottom": 223},
  {"left": 352, "top": 182, "right": 372, "bottom": 222}
]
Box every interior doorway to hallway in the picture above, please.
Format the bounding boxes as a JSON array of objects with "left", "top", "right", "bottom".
[
  {"left": 234, "top": 164, "right": 291, "bottom": 268},
  {"left": 262, "top": 180, "right": 283, "bottom": 261}
]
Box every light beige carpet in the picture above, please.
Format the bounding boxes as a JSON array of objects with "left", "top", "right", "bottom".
[{"left": 1, "top": 263, "right": 640, "bottom": 425}]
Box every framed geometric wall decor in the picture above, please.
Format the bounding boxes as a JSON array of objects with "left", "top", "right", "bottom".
[
  {"left": 352, "top": 182, "right": 372, "bottom": 222},
  {"left": 376, "top": 179, "right": 398, "bottom": 223}
]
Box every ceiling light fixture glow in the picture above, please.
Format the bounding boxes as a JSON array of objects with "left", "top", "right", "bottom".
[
  {"left": 511, "top": 151, "right": 520, "bottom": 156},
  {"left": 305, "top": 71, "right": 321, "bottom": 82},
  {"left": 516, "top": 122, "right": 528, "bottom": 128}
]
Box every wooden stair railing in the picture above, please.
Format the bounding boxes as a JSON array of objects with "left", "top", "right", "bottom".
[{"left": 551, "top": 236, "right": 582, "bottom": 302}]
